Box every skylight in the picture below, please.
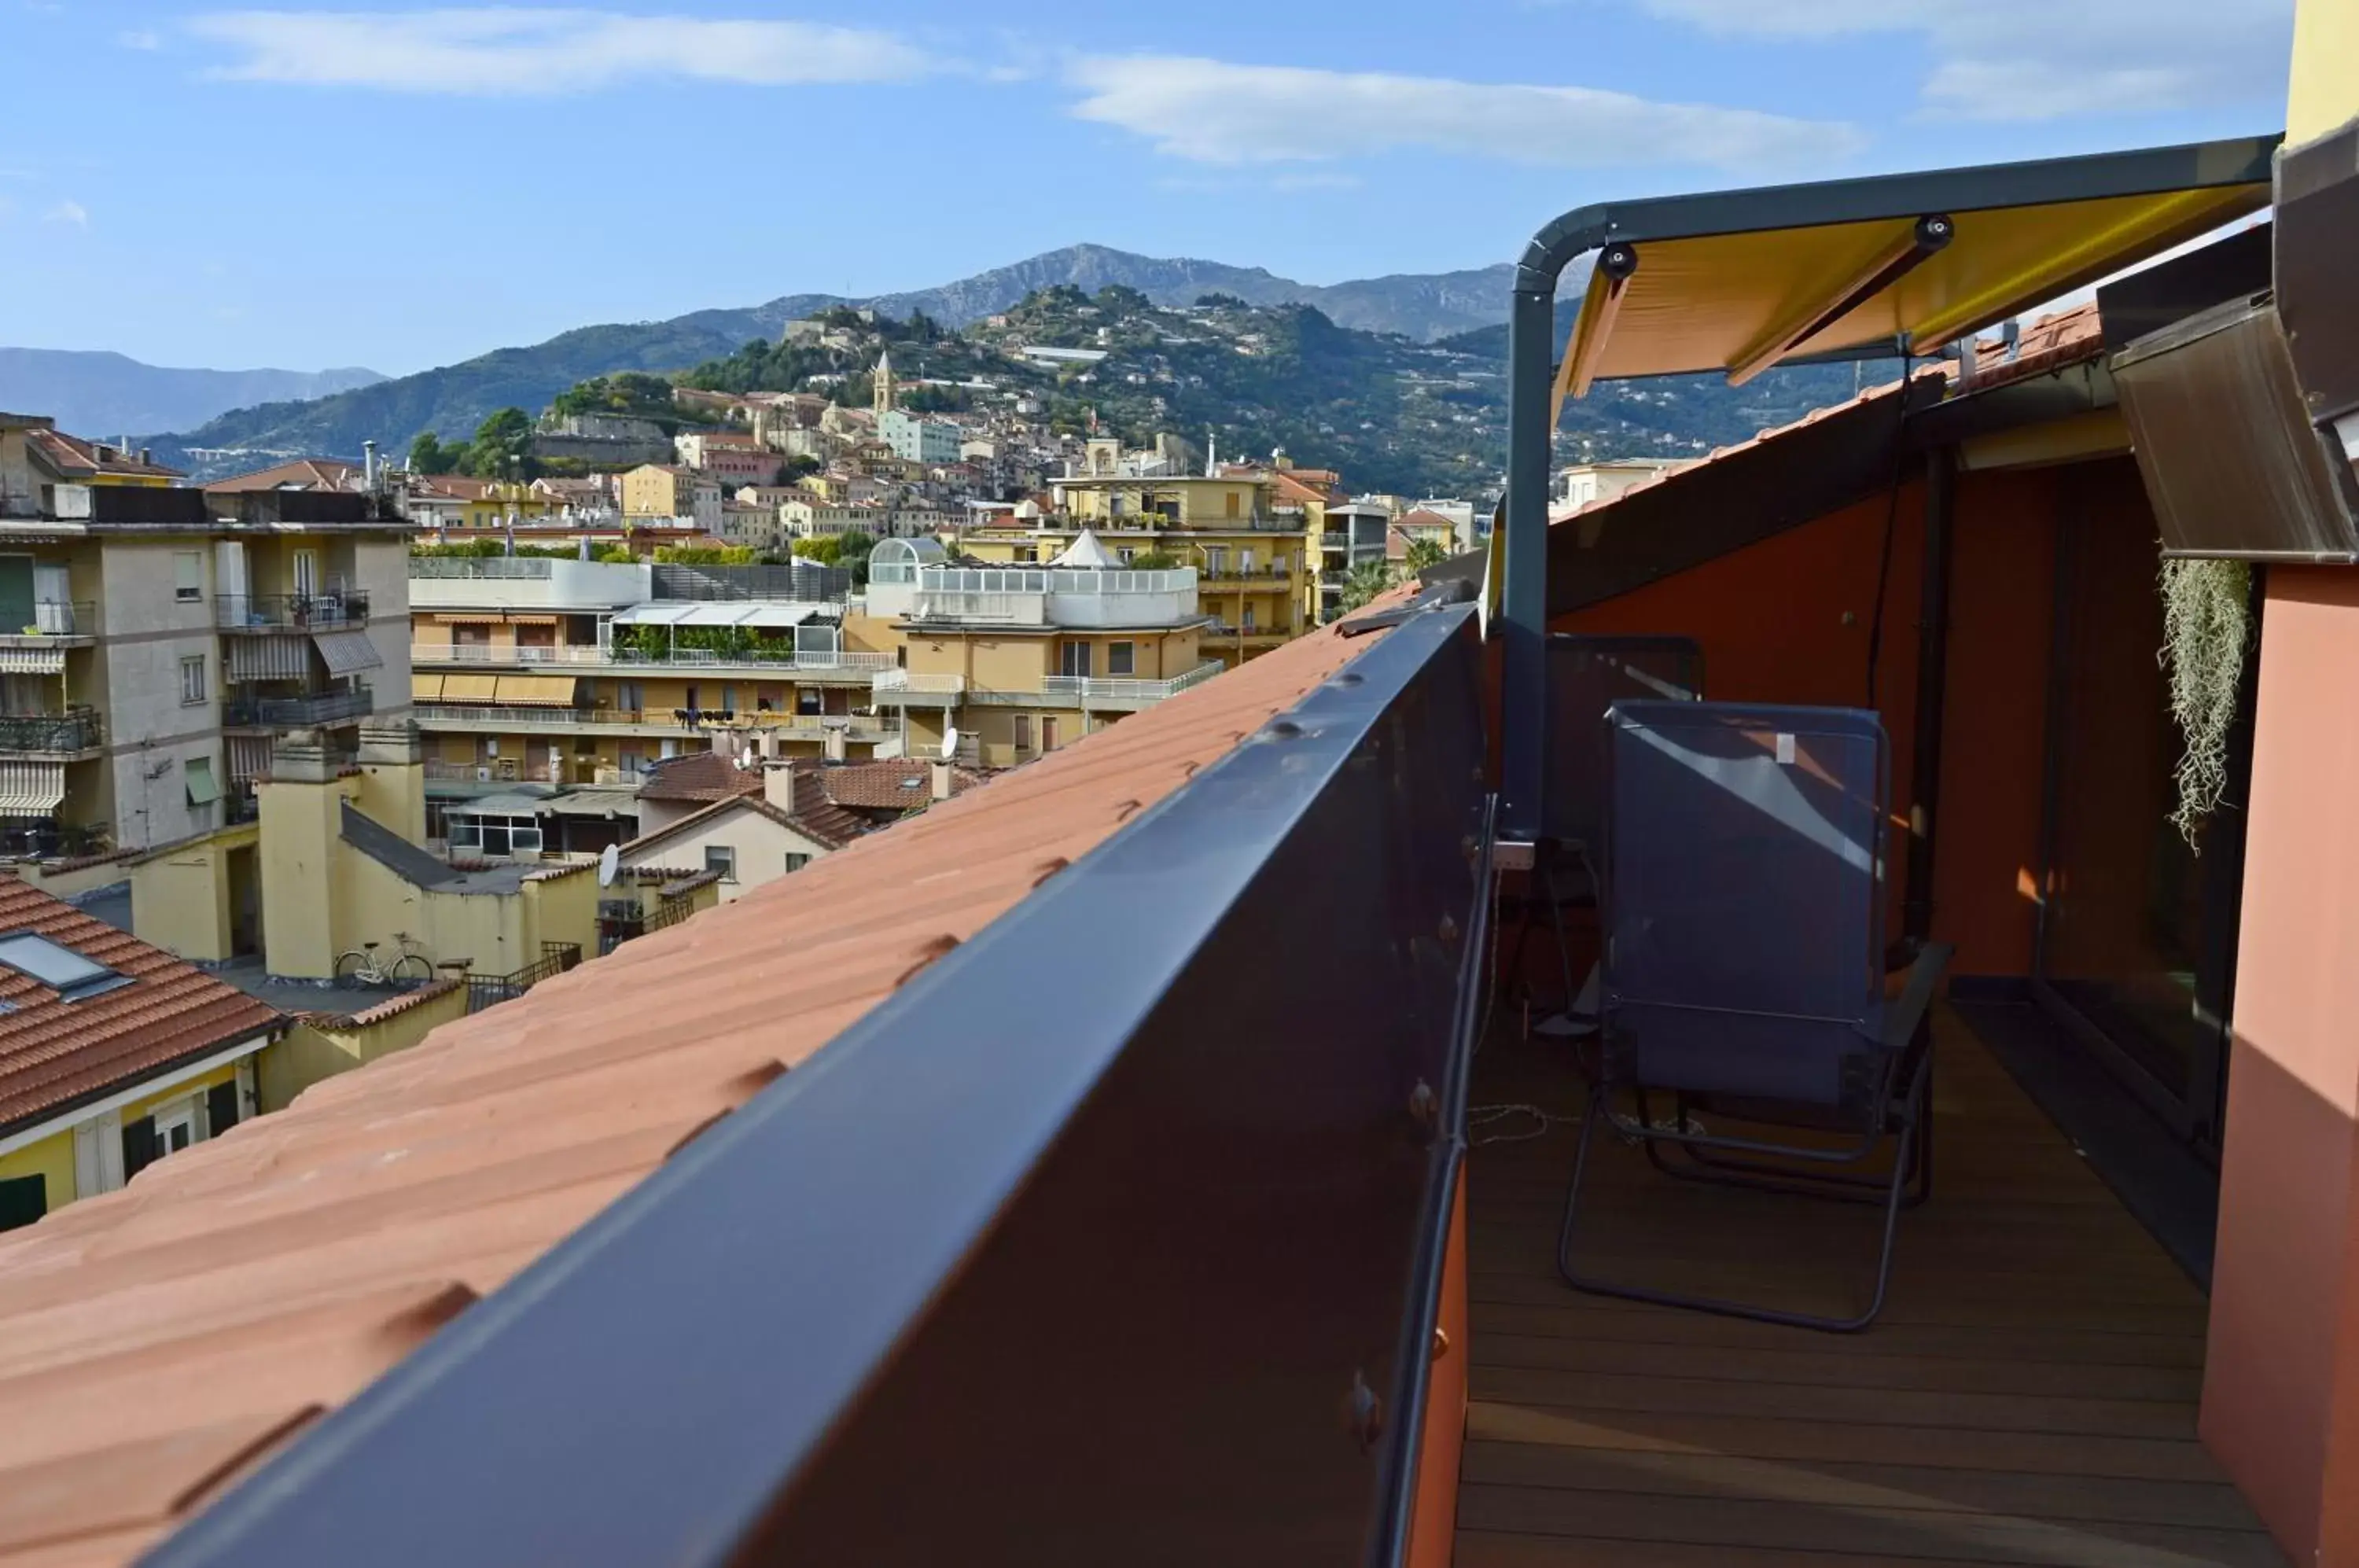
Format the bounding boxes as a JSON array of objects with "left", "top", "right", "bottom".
[{"left": 0, "top": 931, "right": 129, "bottom": 1000}]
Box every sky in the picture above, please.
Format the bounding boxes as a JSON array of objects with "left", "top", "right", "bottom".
[{"left": 0, "top": 0, "right": 2297, "bottom": 377}]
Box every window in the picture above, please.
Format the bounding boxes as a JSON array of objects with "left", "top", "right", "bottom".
[
  {"left": 616, "top": 680, "right": 643, "bottom": 713},
  {"left": 1239, "top": 550, "right": 1255, "bottom": 576},
  {"left": 1013, "top": 714, "right": 1032, "bottom": 752},
  {"left": 719, "top": 685, "right": 736, "bottom": 717},
  {"left": 173, "top": 551, "right": 203, "bottom": 602},
  {"left": 1107, "top": 641, "right": 1135, "bottom": 676},
  {"left": 705, "top": 845, "right": 738, "bottom": 883},
  {"left": 1117, "top": 547, "right": 1135, "bottom": 565},
  {"left": 1224, "top": 491, "right": 1240, "bottom": 519},
  {"left": 184, "top": 756, "right": 220, "bottom": 807},
  {"left": 1205, "top": 547, "right": 1227, "bottom": 576},
  {"left": 179, "top": 655, "right": 208, "bottom": 705},
  {"left": 1040, "top": 717, "right": 1062, "bottom": 751},
  {"left": 1242, "top": 604, "right": 1257, "bottom": 631},
  {"left": 784, "top": 852, "right": 811, "bottom": 874},
  {"left": 291, "top": 549, "right": 319, "bottom": 601},
  {"left": 451, "top": 814, "right": 542, "bottom": 856},
  {"left": 1059, "top": 642, "right": 1093, "bottom": 679},
  {"left": 0, "top": 932, "right": 127, "bottom": 999}
]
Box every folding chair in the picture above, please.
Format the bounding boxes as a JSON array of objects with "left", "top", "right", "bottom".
[{"left": 1557, "top": 701, "right": 1951, "bottom": 1332}]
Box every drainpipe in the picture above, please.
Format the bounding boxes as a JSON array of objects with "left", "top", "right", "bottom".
[
  {"left": 1500, "top": 282, "right": 1557, "bottom": 848},
  {"left": 1901, "top": 444, "right": 1956, "bottom": 947}
]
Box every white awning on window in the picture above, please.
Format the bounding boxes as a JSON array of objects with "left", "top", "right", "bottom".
[
  {"left": 0, "top": 646, "right": 66, "bottom": 675},
  {"left": 312, "top": 629, "right": 385, "bottom": 676},
  {"left": 0, "top": 762, "right": 66, "bottom": 815},
  {"left": 226, "top": 637, "right": 309, "bottom": 682},
  {"left": 226, "top": 734, "right": 274, "bottom": 783}
]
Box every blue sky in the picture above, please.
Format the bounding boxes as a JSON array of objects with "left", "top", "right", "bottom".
[{"left": 2, "top": 1, "right": 2295, "bottom": 377}]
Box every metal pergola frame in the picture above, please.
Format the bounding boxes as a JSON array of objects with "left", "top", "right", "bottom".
[{"left": 1496, "top": 134, "right": 2282, "bottom": 845}]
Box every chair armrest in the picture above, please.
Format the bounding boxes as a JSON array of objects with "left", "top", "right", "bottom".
[{"left": 1882, "top": 940, "right": 1954, "bottom": 1053}]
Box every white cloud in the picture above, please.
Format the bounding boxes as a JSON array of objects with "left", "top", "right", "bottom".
[
  {"left": 1636, "top": 0, "right": 2291, "bottom": 120},
  {"left": 1065, "top": 55, "right": 1861, "bottom": 172},
  {"left": 190, "top": 8, "right": 933, "bottom": 94},
  {"left": 119, "top": 28, "right": 163, "bottom": 50},
  {"left": 42, "top": 201, "right": 89, "bottom": 229}
]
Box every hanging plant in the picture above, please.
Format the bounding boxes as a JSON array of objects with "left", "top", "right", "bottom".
[{"left": 2157, "top": 557, "right": 2252, "bottom": 849}]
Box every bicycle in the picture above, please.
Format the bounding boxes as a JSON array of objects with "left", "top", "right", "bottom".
[{"left": 333, "top": 933, "right": 435, "bottom": 988}]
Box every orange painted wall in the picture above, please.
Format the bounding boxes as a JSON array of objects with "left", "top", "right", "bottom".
[
  {"left": 1405, "top": 1178, "right": 1468, "bottom": 1568},
  {"left": 1555, "top": 483, "right": 1929, "bottom": 949},
  {"left": 2204, "top": 565, "right": 2359, "bottom": 1567}
]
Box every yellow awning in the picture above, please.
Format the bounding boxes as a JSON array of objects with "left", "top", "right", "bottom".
[
  {"left": 492, "top": 674, "right": 580, "bottom": 706},
  {"left": 412, "top": 672, "right": 445, "bottom": 702},
  {"left": 442, "top": 673, "right": 499, "bottom": 701},
  {"left": 431, "top": 613, "right": 508, "bottom": 625},
  {"left": 1551, "top": 137, "right": 2277, "bottom": 402}
]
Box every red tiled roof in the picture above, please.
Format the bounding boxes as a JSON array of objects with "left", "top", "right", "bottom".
[
  {"left": 24, "top": 430, "right": 185, "bottom": 481},
  {"left": 0, "top": 882, "right": 283, "bottom": 1136},
  {"left": 811, "top": 759, "right": 984, "bottom": 813},
  {"left": 633, "top": 751, "right": 761, "bottom": 804},
  {"left": 623, "top": 784, "right": 867, "bottom": 857},
  {"left": 202, "top": 458, "right": 364, "bottom": 495},
  {"left": 0, "top": 615, "right": 1381, "bottom": 1562}
]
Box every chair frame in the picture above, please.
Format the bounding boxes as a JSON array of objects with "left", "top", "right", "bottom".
[{"left": 1553, "top": 698, "right": 1952, "bottom": 1333}]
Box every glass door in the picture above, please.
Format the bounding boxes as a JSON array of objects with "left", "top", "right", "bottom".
[{"left": 2034, "top": 491, "right": 2256, "bottom": 1151}]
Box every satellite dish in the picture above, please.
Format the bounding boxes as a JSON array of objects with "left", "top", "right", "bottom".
[
  {"left": 597, "top": 842, "right": 620, "bottom": 888},
  {"left": 940, "top": 726, "right": 959, "bottom": 761}
]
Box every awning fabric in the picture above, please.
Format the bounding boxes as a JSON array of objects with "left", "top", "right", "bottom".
[
  {"left": 185, "top": 756, "right": 221, "bottom": 807},
  {"left": 504, "top": 613, "right": 558, "bottom": 627},
  {"left": 456, "top": 791, "right": 552, "bottom": 816},
  {"left": 226, "top": 734, "right": 274, "bottom": 782},
  {"left": 431, "top": 613, "right": 508, "bottom": 625},
  {"left": 0, "top": 646, "right": 65, "bottom": 675},
  {"left": 1551, "top": 136, "right": 2278, "bottom": 398},
  {"left": 412, "top": 673, "right": 446, "bottom": 702},
  {"left": 312, "top": 629, "right": 385, "bottom": 676},
  {"left": 609, "top": 603, "right": 815, "bottom": 629},
  {"left": 0, "top": 761, "right": 65, "bottom": 815},
  {"left": 226, "top": 637, "right": 310, "bottom": 683},
  {"left": 442, "top": 673, "right": 499, "bottom": 701},
  {"left": 491, "top": 674, "right": 580, "bottom": 705}
]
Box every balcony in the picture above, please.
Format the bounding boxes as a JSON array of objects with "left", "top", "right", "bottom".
[
  {"left": 217, "top": 589, "right": 370, "bottom": 631},
  {"left": 414, "top": 703, "right": 890, "bottom": 742},
  {"left": 225, "top": 684, "right": 375, "bottom": 727},
  {"left": 1195, "top": 565, "right": 1297, "bottom": 587},
  {"left": 945, "top": 661, "right": 1227, "bottom": 711},
  {"left": 0, "top": 599, "right": 96, "bottom": 646},
  {"left": 410, "top": 642, "right": 898, "bottom": 679},
  {"left": 0, "top": 706, "right": 102, "bottom": 756},
  {"left": 869, "top": 670, "right": 965, "bottom": 707}
]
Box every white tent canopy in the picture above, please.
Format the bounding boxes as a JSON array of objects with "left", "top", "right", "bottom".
[{"left": 1050, "top": 529, "right": 1117, "bottom": 569}]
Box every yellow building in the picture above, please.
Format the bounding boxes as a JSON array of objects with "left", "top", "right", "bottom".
[
  {"left": 620, "top": 465, "right": 693, "bottom": 520},
  {"left": 407, "top": 556, "right": 898, "bottom": 830},
  {"left": 862, "top": 536, "right": 1222, "bottom": 768},
  {"left": 0, "top": 877, "right": 284, "bottom": 1232},
  {"left": 399, "top": 475, "right": 558, "bottom": 531},
  {"left": 957, "top": 473, "right": 1312, "bottom": 667}
]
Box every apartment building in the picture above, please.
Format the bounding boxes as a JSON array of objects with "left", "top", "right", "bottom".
[
  {"left": 621, "top": 465, "right": 723, "bottom": 530},
  {"left": 878, "top": 409, "right": 960, "bottom": 465},
  {"left": 673, "top": 429, "right": 778, "bottom": 486},
  {"left": 407, "top": 556, "right": 897, "bottom": 835},
  {"left": 0, "top": 418, "right": 412, "bottom": 855},
  {"left": 856, "top": 534, "right": 1221, "bottom": 768},
  {"left": 962, "top": 472, "right": 1308, "bottom": 667}
]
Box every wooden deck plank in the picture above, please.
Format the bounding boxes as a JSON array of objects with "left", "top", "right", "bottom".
[{"left": 1455, "top": 1009, "right": 2282, "bottom": 1567}]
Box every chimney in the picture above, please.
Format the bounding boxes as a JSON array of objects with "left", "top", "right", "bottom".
[
  {"left": 138, "top": 447, "right": 152, "bottom": 467},
  {"left": 824, "top": 727, "right": 847, "bottom": 762},
  {"left": 929, "top": 760, "right": 953, "bottom": 802},
  {"left": 363, "top": 440, "right": 378, "bottom": 491},
  {"left": 764, "top": 762, "right": 797, "bottom": 814}
]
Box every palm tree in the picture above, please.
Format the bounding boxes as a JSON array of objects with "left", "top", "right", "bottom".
[{"left": 1338, "top": 560, "right": 1396, "bottom": 613}]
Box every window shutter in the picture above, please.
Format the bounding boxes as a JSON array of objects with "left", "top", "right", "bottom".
[
  {"left": 207, "top": 1079, "right": 240, "bottom": 1138},
  {"left": 120, "top": 1115, "right": 159, "bottom": 1180},
  {"left": 0, "top": 1172, "right": 46, "bottom": 1232}
]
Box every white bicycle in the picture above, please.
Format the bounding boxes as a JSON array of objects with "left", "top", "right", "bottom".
[{"left": 333, "top": 933, "right": 435, "bottom": 988}]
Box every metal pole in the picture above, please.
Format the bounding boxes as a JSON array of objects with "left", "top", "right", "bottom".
[
  {"left": 1500, "top": 284, "right": 1559, "bottom": 847},
  {"left": 1901, "top": 444, "right": 1956, "bottom": 944}
]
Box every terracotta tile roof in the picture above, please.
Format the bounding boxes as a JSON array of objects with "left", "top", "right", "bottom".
[
  {"left": 622, "top": 786, "right": 867, "bottom": 858},
  {"left": 295, "top": 978, "right": 464, "bottom": 1032},
  {"left": 201, "top": 458, "right": 365, "bottom": 495},
  {"left": 1398, "top": 508, "right": 1457, "bottom": 530},
  {"left": 24, "top": 431, "right": 186, "bottom": 482},
  {"left": 811, "top": 758, "right": 985, "bottom": 814},
  {"left": 0, "top": 882, "right": 284, "bottom": 1138},
  {"left": 633, "top": 751, "right": 761, "bottom": 804},
  {"left": 0, "top": 613, "right": 1382, "bottom": 1563}
]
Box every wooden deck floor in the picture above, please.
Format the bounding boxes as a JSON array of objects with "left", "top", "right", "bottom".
[{"left": 1455, "top": 1009, "right": 2282, "bottom": 1568}]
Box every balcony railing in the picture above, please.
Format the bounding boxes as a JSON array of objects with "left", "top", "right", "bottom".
[
  {"left": 411, "top": 643, "right": 900, "bottom": 673},
  {"left": 410, "top": 558, "right": 555, "bottom": 580},
  {"left": 0, "top": 707, "right": 101, "bottom": 754},
  {"left": 226, "top": 686, "right": 375, "bottom": 727},
  {"left": 415, "top": 704, "right": 885, "bottom": 737},
  {"left": 218, "top": 590, "right": 370, "bottom": 630},
  {"left": 154, "top": 598, "right": 1489, "bottom": 1566},
  {"left": 933, "top": 661, "right": 1228, "bottom": 707},
  {"left": 0, "top": 600, "right": 96, "bottom": 639},
  {"left": 1195, "top": 566, "right": 1296, "bottom": 584},
  {"left": 870, "top": 670, "right": 966, "bottom": 696}
]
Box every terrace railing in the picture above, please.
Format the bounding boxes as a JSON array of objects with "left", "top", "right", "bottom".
[
  {"left": 217, "top": 590, "right": 370, "bottom": 630},
  {"left": 464, "top": 941, "right": 583, "bottom": 1014},
  {"left": 146, "top": 594, "right": 1491, "bottom": 1568},
  {"left": 0, "top": 707, "right": 101, "bottom": 754}
]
